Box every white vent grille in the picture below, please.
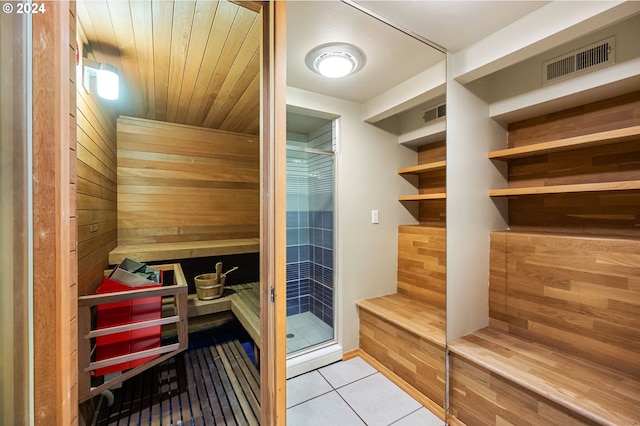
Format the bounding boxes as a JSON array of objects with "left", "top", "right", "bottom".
[
  {"left": 543, "top": 37, "right": 615, "bottom": 85},
  {"left": 423, "top": 103, "right": 446, "bottom": 123}
]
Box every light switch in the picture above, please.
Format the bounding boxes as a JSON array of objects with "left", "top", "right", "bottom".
[{"left": 371, "top": 209, "right": 379, "bottom": 224}]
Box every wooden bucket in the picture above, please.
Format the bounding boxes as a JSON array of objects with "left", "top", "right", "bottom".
[{"left": 194, "top": 273, "right": 225, "bottom": 300}]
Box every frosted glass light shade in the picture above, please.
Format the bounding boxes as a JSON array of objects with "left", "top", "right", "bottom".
[
  {"left": 306, "top": 43, "right": 366, "bottom": 79},
  {"left": 96, "top": 66, "right": 119, "bottom": 101},
  {"left": 315, "top": 53, "right": 357, "bottom": 79}
]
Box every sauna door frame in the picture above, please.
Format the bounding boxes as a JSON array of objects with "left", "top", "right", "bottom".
[{"left": 29, "top": 0, "right": 287, "bottom": 423}]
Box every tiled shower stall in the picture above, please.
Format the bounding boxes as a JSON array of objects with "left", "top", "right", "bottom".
[{"left": 286, "top": 121, "right": 335, "bottom": 331}]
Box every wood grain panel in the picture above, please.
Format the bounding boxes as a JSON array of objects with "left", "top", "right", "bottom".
[
  {"left": 76, "top": 34, "right": 118, "bottom": 296},
  {"left": 116, "top": 116, "right": 259, "bottom": 247},
  {"left": 507, "top": 91, "right": 640, "bottom": 148},
  {"left": 359, "top": 308, "right": 446, "bottom": 410},
  {"left": 397, "top": 225, "right": 446, "bottom": 309},
  {"left": 419, "top": 141, "right": 446, "bottom": 225},
  {"left": 489, "top": 231, "right": 640, "bottom": 377},
  {"left": 449, "top": 352, "right": 603, "bottom": 426},
  {"left": 507, "top": 140, "right": 639, "bottom": 189},
  {"left": 77, "top": 0, "right": 260, "bottom": 135}
]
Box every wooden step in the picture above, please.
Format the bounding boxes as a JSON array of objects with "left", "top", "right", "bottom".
[
  {"left": 357, "top": 294, "right": 446, "bottom": 416},
  {"left": 449, "top": 327, "right": 640, "bottom": 426},
  {"left": 357, "top": 294, "right": 445, "bottom": 346}
]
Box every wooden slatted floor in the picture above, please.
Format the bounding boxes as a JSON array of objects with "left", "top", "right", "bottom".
[{"left": 94, "top": 336, "right": 259, "bottom": 426}]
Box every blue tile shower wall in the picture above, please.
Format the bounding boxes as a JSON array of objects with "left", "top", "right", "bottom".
[{"left": 286, "top": 124, "right": 334, "bottom": 327}]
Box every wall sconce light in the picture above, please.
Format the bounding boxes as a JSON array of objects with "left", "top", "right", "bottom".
[
  {"left": 305, "top": 43, "right": 366, "bottom": 79},
  {"left": 83, "top": 58, "right": 120, "bottom": 101}
]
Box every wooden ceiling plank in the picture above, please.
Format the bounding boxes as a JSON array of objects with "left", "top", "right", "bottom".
[
  {"left": 105, "top": 0, "right": 146, "bottom": 119},
  {"left": 205, "top": 15, "right": 260, "bottom": 129},
  {"left": 166, "top": 1, "right": 197, "bottom": 123},
  {"left": 206, "top": 49, "right": 259, "bottom": 130},
  {"left": 130, "top": 1, "right": 156, "bottom": 119},
  {"left": 174, "top": 0, "right": 219, "bottom": 124},
  {"left": 151, "top": 0, "right": 174, "bottom": 123},
  {"left": 219, "top": 73, "right": 260, "bottom": 134},
  {"left": 197, "top": 5, "right": 256, "bottom": 127},
  {"left": 184, "top": 0, "right": 239, "bottom": 126}
]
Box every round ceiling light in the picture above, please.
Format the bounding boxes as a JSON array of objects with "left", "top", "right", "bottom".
[{"left": 305, "top": 43, "right": 366, "bottom": 79}]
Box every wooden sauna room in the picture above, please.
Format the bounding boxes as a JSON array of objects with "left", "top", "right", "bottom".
[{"left": 3, "top": 1, "right": 640, "bottom": 425}]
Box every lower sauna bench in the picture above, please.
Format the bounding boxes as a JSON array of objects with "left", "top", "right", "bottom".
[
  {"left": 448, "top": 328, "right": 640, "bottom": 426},
  {"left": 357, "top": 294, "right": 446, "bottom": 419},
  {"left": 166, "top": 282, "right": 261, "bottom": 361}
]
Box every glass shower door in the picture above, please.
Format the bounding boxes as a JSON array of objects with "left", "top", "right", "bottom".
[{"left": 285, "top": 119, "right": 336, "bottom": 355}]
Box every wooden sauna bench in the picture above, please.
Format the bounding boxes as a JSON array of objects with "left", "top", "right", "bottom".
[
  {"left": 448, "top": 232, "right": 640, "bottom": 426},
  {"left": 109, "top": 238, "right": 260, "bottom": 265},
  {"left": 164, "top": 282, "right": 261, "bottom": 351}
]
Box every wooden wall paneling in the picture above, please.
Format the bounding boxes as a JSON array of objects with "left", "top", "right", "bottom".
[
  {"left": 75, "top": 46, "right": 118, "bottom": 295},
  {"left": 449, "top": 354, "right": 599, "bottom": 426},
  {"left": 359, "top": 310, "right": 446, "bottom": 414},
  {"left": 507, "top": 140, "right": 640, "bottom": 189},
  {"left": 508, "top": 191, "right": 640, "bottom": 237},
  {"left": 508, "top": 91, "right": 640, "bottom": 148},
  {"left": 418, "top": 140, "right": 446, "bottom": 163},
  {"left": 397, "top": 225, "right": 446, "bottom": 309},
  {"left": 116, "top": 117, "right": 260, "bottom": 247},
  {"left": 418, "top": 199, "right": 446, "bottom": 226},
  {"left": 489, "top": 231, "right": 640, "bottom": 377}
]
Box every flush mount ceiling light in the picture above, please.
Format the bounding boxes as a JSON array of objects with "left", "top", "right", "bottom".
[{"left": 305, "top": 43, "right": 366, "bottom": 79}]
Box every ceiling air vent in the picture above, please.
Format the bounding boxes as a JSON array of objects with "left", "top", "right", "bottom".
[
  {"left": 543, "top": 37, "right": 615, "bottom": 85},
  {"left": 423, "top": 103, "right": 446, "bottom": 123}
]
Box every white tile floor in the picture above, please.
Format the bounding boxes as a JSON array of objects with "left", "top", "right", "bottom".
[
  {"left": 286, "top": 312, "right": 334, "bottom": 353},
  {"left": 286, "top": 356, "right": 445, "bottom": 426}
]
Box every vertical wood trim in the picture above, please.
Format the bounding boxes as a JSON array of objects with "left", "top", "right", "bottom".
[
  {"left": 273, "top": 1, "right": 287, "bottom": 421},
  {"left": 260, "top": 1, "right": 287, "bottom": 424},
  {"left": 33, "top": 1, "right": 77, "bottom": 424}
]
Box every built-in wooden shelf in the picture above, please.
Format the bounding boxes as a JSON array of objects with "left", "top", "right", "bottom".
[
  {"left": 488, "top": 125, "right": 640, "bottom": 160},
  {"left": 398, "top": 193, "right": 447, "bottom": 201},
  {"left": 398, "top": 160, "right": 446, "bottom": 175},
  {"left": 489, "top": 180, "right": 640, "bottom": 197}
]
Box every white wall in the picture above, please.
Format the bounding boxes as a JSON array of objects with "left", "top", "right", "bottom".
[
  {"left": 287, "top": 86, "right": 417, "bottom": 352},
  {"left": 445, "top": 61, "right": 509, "bottom": 342}
]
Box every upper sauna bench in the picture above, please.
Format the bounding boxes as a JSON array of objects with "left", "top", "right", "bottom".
[{"left": 109, "top": 238, "right": 260, "bottom": 265}]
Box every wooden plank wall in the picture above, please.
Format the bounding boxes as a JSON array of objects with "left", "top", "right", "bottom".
[
  {"left": 417, "top": 140, "right": 446, "bottom": 226},
  {"left": 116, "top": 116, "right": 260, "bottom": 246},
  {"left": 449, "top": 354, "right": 598, "bottom": 426},
  {"left": 489, "top": 231, "right": 640, "bottom": 377},
  {"left": 397, "top": 225, "right": 446, "bottom": 310},
  {"left": 507, "top": 91, "right": 640, "bottom": 237},
  {"left": 76, "top": 27, "right": 119, "bottom": 296},
  {"left": 359, "top": 309, "right": 446, "bottom": 410}
]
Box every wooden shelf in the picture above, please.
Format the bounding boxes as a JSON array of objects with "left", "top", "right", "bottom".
[
  {"left": 399, "top": 193, "right": 447, "bottom": 201},
  {"left": 398, "top": 160, "right": 446, "bottom": 175},
  {"left": 488, "top": 125, "right": 640, "bottom": 160},
  {"left": 489, "top": 180, "right": 640, "bottom": 197}
]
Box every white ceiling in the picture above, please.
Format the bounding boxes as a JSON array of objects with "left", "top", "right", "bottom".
[
  {"left": 286, "top": 1, "right": 550, "bottom": 105},
  {"left": 286, "top": 1, "right": 445, "bottom": 104},
  {"left": 354, "top": 1, "right": 550, "bottom": 53}
]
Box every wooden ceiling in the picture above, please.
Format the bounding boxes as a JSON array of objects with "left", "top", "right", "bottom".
[{"left": 77, "top": 0, "right": 261, "bottom": 135}]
